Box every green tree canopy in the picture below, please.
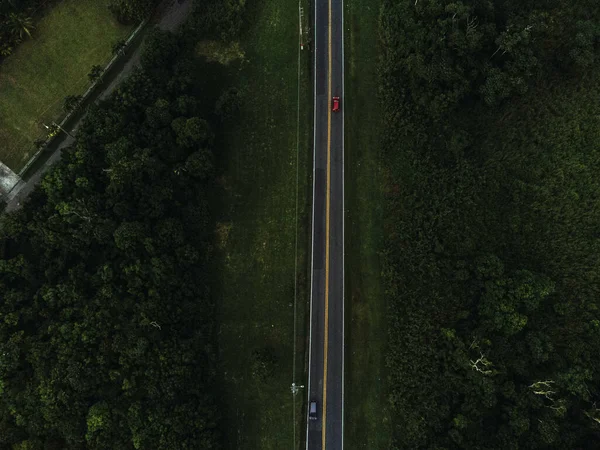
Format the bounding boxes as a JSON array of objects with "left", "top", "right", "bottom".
[
  {"left": 381, "top": 1, "right": 600, "bottom": 448},
  {"left": 0, "top": 29, "right": 222, "bottom": 449}
]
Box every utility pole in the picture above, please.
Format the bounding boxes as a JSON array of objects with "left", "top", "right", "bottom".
[
  {"left": 291, "top": 382, "right": 305, "bottom": 450},
  {"left": 299, "top": 6, "right": 304, "bottom": 50},
  {"left": 291, "top": 382, "right": 305, "bottom": 395}
]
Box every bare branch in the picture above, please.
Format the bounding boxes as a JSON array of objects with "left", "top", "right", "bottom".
[
  {"left": 585, "top": 405, "right": 600, "bottom": 425},
  {"left": 470, "top": 352, "right": 494, "bottom": 375},
  {"left": 529, "top": 380, "right": 561, "bottom": 404},
  {"left": 490, "top": 45, "right": 502, "bottom": 59},
  {"left": 466, "top": 16, "right": 478, "bottom": 35}
]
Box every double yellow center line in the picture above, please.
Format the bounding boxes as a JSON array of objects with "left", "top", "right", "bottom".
[{"left": 322, "top": 0, "right": 332, "bottom": 446}]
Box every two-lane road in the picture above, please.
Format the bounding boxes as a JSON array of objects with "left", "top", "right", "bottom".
[{"left": 306, "top": 0, "right": 344, "bottom": 447}]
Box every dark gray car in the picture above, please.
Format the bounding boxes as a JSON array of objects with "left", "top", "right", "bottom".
[{"left": 309, "top": 401, "right": 317, "bottom": 421}]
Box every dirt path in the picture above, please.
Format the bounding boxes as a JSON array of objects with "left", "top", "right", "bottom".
[{"left": 4, "top": 0, "right": 194, "bottom": 213}]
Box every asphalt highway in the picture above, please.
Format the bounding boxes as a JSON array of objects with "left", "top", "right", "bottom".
[{"left": 306, "top": 0, "right": 344, "bottom": 448}]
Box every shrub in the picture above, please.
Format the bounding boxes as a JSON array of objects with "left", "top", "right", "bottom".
[
  {"left": 63, "top": 94, "right": 82, "bottom": 113},
  {"left": 215, "top": 87, "right": 241, "bottom": 121},
  {"left": 88, "top": 65, "right": 104, "bottom": 83},
  {"left": 108, "top": 0, "right": 159, "bottom": 24}
]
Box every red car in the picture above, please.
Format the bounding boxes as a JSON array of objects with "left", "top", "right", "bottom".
[{"left": 332, "top": 96, "right": 340, "bottom": 112}]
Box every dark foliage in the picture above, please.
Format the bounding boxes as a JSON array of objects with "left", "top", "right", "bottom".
[
  {"left": 63, "top": 94, "right": 82, "bottom": 113},
  {"left": 381, "top": 0, "right": 600, "bottom": 117},
  {"left": 0, "top": 29, "right": 221, "bottom": 449},
  {"left": 181, "top": 0, "right": 246, "bottom": 43},
  {"left": 381, "top": 0, "right": 600, "bottom": 448},
  {"left": 111, "top": 38, "right": 126, "bottom": 56},
  {"left": 0, "top": 0, "right": 46, "bottom": 59},
  {"left": 108, "top": 0, "right": 159, "bottom": 24},
  {"left": 215, "top": 87, "right": 241, "bottom": 122},
  {"left": 88, "top": 65, "right": 104, "bottom": 83}
]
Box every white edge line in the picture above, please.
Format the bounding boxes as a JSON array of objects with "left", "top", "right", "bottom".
[
  {"left": 341, "top": 0, "right": 345, "bottom": 446},
  {"left": 306, "top": 0, "right": 318, "bottom": 446}
]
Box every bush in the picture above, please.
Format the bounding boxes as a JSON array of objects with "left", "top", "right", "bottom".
[
  {"left": 0, "top": 1, "right": 40, "bottom": 62},
  {"left": 111, "top": 38, "right": 127, "bottom": 55},
  {"left": 183, "top": 0, "right": 247, "bottom": 42},
  {"left": 108, "top": 0, "right": 159, "bottom": 24},
  {"left": 140, "top": 29, "right": 182, "bottom": 82},
  {"left": 33, "top": 138, "right": 46, "bottom": 150},
  {"left": 63, "top": 94, "right": 82, "bottom": 113},
  {"left": 215, "top": 87, "right": 241, "bottom": 121},
  {"left": 87, "top": 65, "right": 104, "bottom": 83}
]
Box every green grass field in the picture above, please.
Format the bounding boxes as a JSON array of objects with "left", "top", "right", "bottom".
[
  {"left": 211, "top": 0, "right": 312, "bottom": 448},
  {"left": 344, "top": 0, "right": 392, "bottom": 447},
  {"left": 0, "top": 0, "right": 131, "bottom": 171}
]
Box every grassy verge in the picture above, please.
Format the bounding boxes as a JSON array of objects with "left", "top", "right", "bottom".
[
  {"left": 211, "top": 0, "right": 311, "bottom": 448},
  {"left": 344, "top": 0, "right": 392, "bottom": 447},
  {"left": 0, "top": 0, "right": 131, "bottom": 171}
]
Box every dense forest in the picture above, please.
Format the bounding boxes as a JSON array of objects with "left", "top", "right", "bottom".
[
  {"left": 381, "top": 0, "right": 600, "bottom": 448},
  {"left": 0, "top": 0, "right": 245, "bottom": 447}
]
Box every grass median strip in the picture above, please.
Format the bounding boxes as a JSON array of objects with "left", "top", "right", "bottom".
[{"left": 0, "top": 0, "right": 131, "bottom": 171}]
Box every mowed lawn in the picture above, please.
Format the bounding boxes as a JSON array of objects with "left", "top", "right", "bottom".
[
  {"left": 211, "top": 0, "right": 311, "bottom": 448},
  {"left": 344, "top": 0, "right": 392, "bottom": 447},
  {"left": 0, "top": 0, "right": 131, "bottom": 171}
]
